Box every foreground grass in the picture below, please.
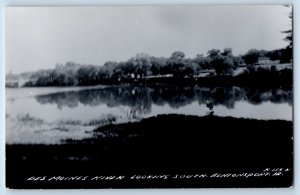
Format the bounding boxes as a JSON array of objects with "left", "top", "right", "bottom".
[
  {"left": 6, "top": 113, "right": 118, "bottom": 144},
  {"left": 6, "top": 114, "right": 293, "bottom": 188}
]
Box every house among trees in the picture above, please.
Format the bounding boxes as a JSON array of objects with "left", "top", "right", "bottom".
[
  {"left": 255, "top": 57, "right": 280, "bottom": 65},
  {"left": 237, "top": 62, "right": 247, "bottom": 67},
  {"left": 197, "top": 69, "right": 216, "bottom": 77}
]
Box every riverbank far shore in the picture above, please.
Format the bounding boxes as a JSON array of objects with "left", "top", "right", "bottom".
[{"left": 6, "top": 114, "right": 293, "bottom": 188}]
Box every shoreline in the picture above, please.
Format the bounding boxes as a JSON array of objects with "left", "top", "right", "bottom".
[
  {"left": 6, "top": 114, "right": 293, "bottom": 188},
  {"left": 6, "top": 66, "right": 292, "bottom": 88}
]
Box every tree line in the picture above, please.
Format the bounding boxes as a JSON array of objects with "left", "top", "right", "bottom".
[{"left": 18, "top": 47, "right": 292, "bottom": 87}]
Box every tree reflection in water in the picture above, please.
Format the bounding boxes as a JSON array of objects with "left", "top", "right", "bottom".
[{"left": 35, "top": 85, "right": 292, "bottom": 116}]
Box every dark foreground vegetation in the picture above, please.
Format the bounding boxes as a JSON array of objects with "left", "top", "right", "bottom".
[{"left": 6, "top": 114, "right": 293, "bottom": 188}]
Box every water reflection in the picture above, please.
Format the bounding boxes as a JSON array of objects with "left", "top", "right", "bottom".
[
  {"left": 6, "top": 85, "right": 293, "bottom": 144},
  {"left": 35, "top": 85, "right": 292, "bottom": 115}
]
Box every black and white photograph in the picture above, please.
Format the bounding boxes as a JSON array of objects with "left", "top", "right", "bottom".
[{"left": 5, "top": 5, "right": 293, "bottom": 189}]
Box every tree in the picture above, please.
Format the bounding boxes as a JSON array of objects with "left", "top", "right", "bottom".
[
  {"left": 167, "top": 51, "right": 188, "bottom": 78},
  {"left": 76, "top": 66, "right": 91, "bottom": 85},
  {"left": 242, "top": 49, "right": 264, "bottom": 65},
  {"left": 103, "top": 61, "right": 118, "bottom": 78},
  {"left": 150, "top": 57, "right": 167, "bottom": 76},
  {"left": 111, "top": 64, "right": 125, "bottom": 82},
  {"left": 281, "top": 6, "right": 292, "bottom": 63},
  {"left": 266, "top": 50, "right": 282, "bottom": 61},
  {"left": 283, "top": 28, "right": 292, "bottom": 49},
  {"left": 193, "top": 54, "right": 209, "bottom": 70},
  {"left": 283, "top": 6, "right": 292, "bottom": 49},
  {"left": 207, "top": 49, "right": 221, "bottom": 60},
  {"left": 211, "top": 56, "right": 234, "bottom": 75},
  {"left": 208, "top": 48, "right": 234, "bottom": 75},
  {"left": 233, "top": 55, "right": 245, "bottom": 68},
  {"left": 222, "top": 48, "right": 233, "bottom": 57},
  {"left": 150, "top": 63, "right": 160, "bottom": 76},
  {"left": 124, "top": 53, "right": 152, "bottom": 79},
  {"left": 170, "top": 51, "right": 185, "bottom": 60}
]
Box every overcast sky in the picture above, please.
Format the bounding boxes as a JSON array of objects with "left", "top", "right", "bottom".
[{"left": 6, "top": 5, "right": 292, "bottom": 74}]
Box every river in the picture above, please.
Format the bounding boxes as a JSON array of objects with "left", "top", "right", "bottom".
[{"left": 6, "top": 85, "right": 292, "bottom": 144}]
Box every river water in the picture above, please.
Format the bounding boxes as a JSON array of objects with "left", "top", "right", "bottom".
[{"left": 6, "top": 85, "right": 292, "bottom": 144}]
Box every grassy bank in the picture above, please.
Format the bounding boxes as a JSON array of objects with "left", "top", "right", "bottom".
[{"left": 6, "top": 114, "right": 293, "bottom": 188}]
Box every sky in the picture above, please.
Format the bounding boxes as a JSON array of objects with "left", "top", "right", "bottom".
[{"left": 6, "top": 5, "right": 292, "bottom": 74}]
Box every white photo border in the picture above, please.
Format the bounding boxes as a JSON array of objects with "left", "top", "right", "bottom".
[{"left": 0, "top": 0, "right": 298, "bottom": 195}]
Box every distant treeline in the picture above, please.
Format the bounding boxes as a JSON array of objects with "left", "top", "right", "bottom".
[{"left": 7, "top": 47, "right": 292, "bottom": 87}]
